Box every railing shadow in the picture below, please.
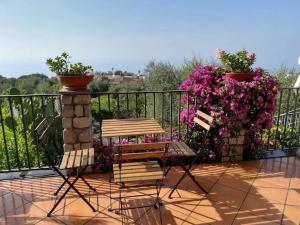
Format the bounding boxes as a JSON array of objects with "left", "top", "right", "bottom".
[{"left": 0, "top": 157, "right": 298, "bottom": 224}]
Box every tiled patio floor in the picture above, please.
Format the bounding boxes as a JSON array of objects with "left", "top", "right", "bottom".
[{"left": 0, "top": 157, "right": 300, "bottom": 225}]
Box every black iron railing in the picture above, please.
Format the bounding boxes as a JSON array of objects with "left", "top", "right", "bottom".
[
  {"left": 0, "top": 94, "right": 62, "bottom": 172},
  {"left": 0, "top": 88, "right": 300, "bottom": 172}
]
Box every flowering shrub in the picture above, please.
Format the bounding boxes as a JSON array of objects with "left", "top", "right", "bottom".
[
  {"left": 93, "top": 134, "right": 176, "bottom": 172},
  {"left": 180, "top": 65, "right": 281, "bottom": 158},
  {"left": 216, "top": 49, "right": 256, "bottom": 73}
]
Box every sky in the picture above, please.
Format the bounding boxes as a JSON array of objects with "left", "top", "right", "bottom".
[{"left": 0, "top": 0, "right": 299, "bottom": 77}]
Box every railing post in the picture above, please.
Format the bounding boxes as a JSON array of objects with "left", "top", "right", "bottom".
[{"left": 59, "top": 89, "right": 93, "bottom": 153}]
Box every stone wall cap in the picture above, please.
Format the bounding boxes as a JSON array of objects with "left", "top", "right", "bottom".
[{"left": 59, "top": 88, "right": 90, "bottom": 95}]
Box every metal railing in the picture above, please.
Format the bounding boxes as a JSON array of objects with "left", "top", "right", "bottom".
[
  {"left": 0, "top": 94, "right": 62, "bottom": 172},
  {"left": 0, "top": 88, "right": 300, "bottom": 172}
]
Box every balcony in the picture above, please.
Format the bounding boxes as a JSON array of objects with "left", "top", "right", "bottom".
[
  {"left": 0, "top": 157, "right": 299, "bottom": 224},
  {"left": 0, "top": 89, "right": 300, "bottom": 224}
]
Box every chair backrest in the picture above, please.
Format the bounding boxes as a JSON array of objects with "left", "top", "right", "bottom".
[
  {"left": 35, "top": 118, "right": 51, "bottom": 147},
  {"left": 114, "top": 142, "right": 169, "bottom": 161},
  {"left": 193, "top": 110, "right": 214, "bottom": 131}
]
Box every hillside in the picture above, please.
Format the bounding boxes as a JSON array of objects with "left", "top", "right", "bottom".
[{"left": 0, "top": 74, "right": 59, "bottom": 94}]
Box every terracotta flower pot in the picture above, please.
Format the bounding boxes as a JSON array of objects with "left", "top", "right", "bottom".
[
  {"left": 225, "top": 72, "right": 252, "bottom": 82},
  {"left": 57, "top": 75, "right": 94, "bottom": 90}
]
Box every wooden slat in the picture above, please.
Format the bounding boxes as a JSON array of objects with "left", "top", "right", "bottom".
[
  {"left": 116, "top": 151, "right": 165, "bottom": 160},
  {"left": 174, "top": 142, "right": 190, "bottom": 156},
  {"left": 102, "top": 129, "right": 165, "bottom": 138},
  {"left": 88, "top": 148, "right": 94, "bottom": 165},
  {"left": 170, "top": 142, "right": 184, "bottom": 156},
  {"left": 114, "top": 161, "right": 160, "bottom": 170},
  {"left": 101, "top": 118, "right": 165, "bottom": 138},
  {"left": 81, "top": 149, "right": 89, "bottom": 167},
  {"left": 193, "top": 117, "right": 210, "bottom": 130},
  {"left": 102, "top": 126, "right": 163, "bottom": 133},
  {"left": 114, "top": 163, "right": 162, "bottom": 174},
  {"left": 102, "top": 121, "right": 160, "bottom": 128},
  {"left": 115, "top": 142, "right": 167, "bottom": 152},
  {"left": 114, "top": 166, "right": 161, "bottom": 175},
  {"left": 114, "top": 164, "right": 163, "bottom": 182},
  {"left": 67, "top": 151, "right": 76, "bottom": 168},
  {"left": 103, "top": 118, "right": 156, "bottom": 123},
  {"left": 74, "top": 150, "right": 82, "bottom": 168},
  {"left": 114, "top": 170, "right": 163, "bottom": 179},
  {"left": 179, "top": 142, "right": 196, "bottom": 156},
  {"left": 39, "top": 126, "right": 51, "bottom": 145},
  {"left": 169, "top": 142, "right": 195, "bottom": 157},
  {"left": 114, "top": 174, "right": 163, "bottom": 183},
  {"left": 113, "top": 161, "right": 157, "bottom": 168},
  {"left": 60, "top": 152, "right": 70, "bottom": 169},
  {"left": 35, "top": 118, "right": 48, "bottom": 135},
  {"left": 196, "top": 110, "right": 214, "bottom": 123}
]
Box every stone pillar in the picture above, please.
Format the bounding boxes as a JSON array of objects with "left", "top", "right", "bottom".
[
  {"left": 60, "top": 89, "right": 93, "bottom": 152},
  {"left": 221, "top": 130, "right": 245, "bottom": 162}
]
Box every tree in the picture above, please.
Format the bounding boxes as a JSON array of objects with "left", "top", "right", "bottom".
[
  {"left": 88, "top": 79, "right": 110, "bottom": 94},
  {"left": 144, "top": 60, "right": 181, "bottom": 91},
  {"left": 275, "top": 64, "right": 300, "bottom": 88}
]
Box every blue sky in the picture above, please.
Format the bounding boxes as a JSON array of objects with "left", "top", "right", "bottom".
[{"left": 0, "top": 0, "right": 299, "bottom": 77}]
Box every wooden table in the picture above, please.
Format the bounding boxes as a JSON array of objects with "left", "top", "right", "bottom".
[{"left": 101, "top": 118, "right": 165, "bottom": 138}]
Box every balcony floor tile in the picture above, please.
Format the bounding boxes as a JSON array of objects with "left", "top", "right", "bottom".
[{"left": 0, "top": 156, "right": 299, "bottom": 225}]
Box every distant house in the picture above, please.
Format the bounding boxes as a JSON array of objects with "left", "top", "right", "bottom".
[{"left": 94, "top": 70, "right": 146, "bottom": 84}]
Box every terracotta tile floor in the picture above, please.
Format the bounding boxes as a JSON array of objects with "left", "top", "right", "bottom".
[{"left": 0, "top": 157, "right": 300, "bottom": 225}]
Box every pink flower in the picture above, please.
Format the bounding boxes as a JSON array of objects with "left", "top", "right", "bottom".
[
  {"left": 215, "top": 48, "right": 222, "bottom": 58},
  {"left": 208, "top": 151, "right": 216, "bottom": 159},
  {"left": 246, "top": 52, "right": 254, "bottom": 59}
]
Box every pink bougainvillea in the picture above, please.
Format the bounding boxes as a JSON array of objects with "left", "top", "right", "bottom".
[{"left": 180, "top": 66, "right": 281, "bottom": 157}]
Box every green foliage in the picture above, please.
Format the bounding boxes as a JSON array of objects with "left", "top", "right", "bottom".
[
  {"left": 264, "top": 125, "right": 298, "bottom": 149},
  {"left": 109, "top": 80, "right": 146, "bottom": 93},
  {"left": 46, "top": 52, "right": 93, "bottom": 76},
  {"left": 217, "top": 49, "right": 256, "bottom": 73},
  {"left": 88, "top": 79, "right": 110, "bottom": 93},
  {"left": 0, "top": 89, "right": 62, "bottom": 170},
  {"left": 144, "top": 60, "right": 181, "bottom": 91},
  {"left": 275, "top": 64, "right": 300, "bottom": 88},
  {"left": 0, "top": 74, "right": 58, "bottom": 94},
  {"left": 180, "top": 57, "right": 204, "bottom": 81}
]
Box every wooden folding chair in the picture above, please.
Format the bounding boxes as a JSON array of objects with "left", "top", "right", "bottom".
[
  {"left": 166, "top": 110, "right": 214, "bottom": 198},
  {"left": 35, "top": 118, "right": 97, "bottom": 216},
  {"left": 108, "top": 142, "right": 169, "bottom": 225}
]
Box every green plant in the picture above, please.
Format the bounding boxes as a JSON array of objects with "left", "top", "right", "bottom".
[
  {"left": 216, "top": 49, "right": 256, "bottom": 73},
  {"left": 46, "top": 52, "right": 93, "bottom": 76},
  {"left": 264, "top": 125, "right": 298, "bottom": 149}
]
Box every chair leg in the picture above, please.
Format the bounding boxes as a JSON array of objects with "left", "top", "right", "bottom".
[
  {"left": 48, "top": 166, "right": 96, "bottom": 217},
  {"left": 48, "top": 172, "right": 81, "bottom": 216},
  {"left": 168, "top": 165, "right": 207, "bottom": 199},
  {"left": 80, "top": 175, "right": 96, "bottom": 191},
  {"left": 155, "top": 181, "right": 163, "bottom": 225},
  {"left": 164, "top": 165, "right": 172, "bottom": 176},
  {"left": 54, "top": 172, "right": 73, "bottom": 196},
  {"left": 181, "top": 165, "right": 207, "bottom": 195},
  {"left": 168, "top": 171, "right": 188, "bottom": 199}
]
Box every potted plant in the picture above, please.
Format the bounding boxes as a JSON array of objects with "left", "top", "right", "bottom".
[
  {"left": 46, "top": 52, "right": 94, "bottom": 90},
  {"left": 216, "top": 49, "right": 256, "bottom": 81}
]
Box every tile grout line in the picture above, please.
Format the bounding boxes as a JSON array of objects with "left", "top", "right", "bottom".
[
  {"left": 280, "top": 165, "right": 294, "bottom": 224},
  {"left": 4, "top": 177, "right": 89, "bottom": 224},
  {"left": 189, "top": 162, "right": 266, "bottom": 225},
  {"left": 183, "top": 162, "right": 234, "bottom": 225},
  {"left": 229, "top": 160, "right": 265, "bottom": 225}
]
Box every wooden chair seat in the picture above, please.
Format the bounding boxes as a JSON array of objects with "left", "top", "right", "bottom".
[
  {"left": 60, "top": 148, "right": 94, "bottom": 170},
  {"left": 169, "top": 141, "right": 196, "bottom": 157},
  {"left": 113, "top": 161, "right": 163, "bottom": 183}
]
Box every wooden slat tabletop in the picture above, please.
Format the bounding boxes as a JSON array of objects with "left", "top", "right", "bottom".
[{"left": 101, "top": 118, "right": 165, "bottom": 138}]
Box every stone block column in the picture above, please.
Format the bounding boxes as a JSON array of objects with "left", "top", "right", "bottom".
[
  {"left": 221, "top": 130, "right": 245, "bottom": 162},
  {"left": 60, "top": 89, "right": 93, "bottom": 152}
]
